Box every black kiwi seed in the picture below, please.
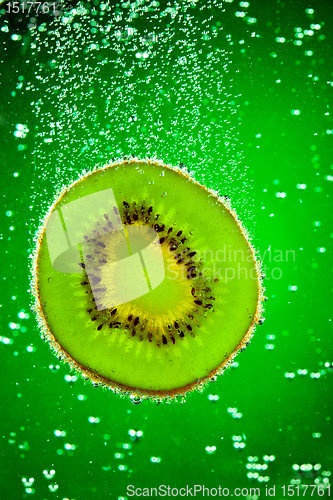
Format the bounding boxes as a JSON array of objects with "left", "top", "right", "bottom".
[
  {"left": 91, "top": 277, "right": 101, "bottom": 284},
  {"left": 134, "top": 317, "right": 140, "bottom": 326},
  {"left": 128, "top": 315, "right": 133, "bottom": 321},
  {"left": 174, "top": 321, "right": 179, "bottom": 329},
  {"left": 162, "top": 335, "right": 167, "bottom": 345},
  {"left": 97, "top": 324, "right": 103, "bottom": 331},
  {"left": 111, "top": 308, "right": 117, "bottom": 316},
  {"left": 123, "top": 201, "right": 130, "bottom": 208},
  {"left": 177, "top": 230, "right": 182, "bottom": 237},
  {"left": 194, "top": 300, "right": 202, "bottom": 306}
]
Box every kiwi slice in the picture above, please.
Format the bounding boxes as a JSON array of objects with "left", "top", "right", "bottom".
[{"left": 31, "top": 159, "right": 264, "bottom": 401}]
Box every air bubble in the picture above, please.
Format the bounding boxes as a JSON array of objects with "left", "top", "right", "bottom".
[
  {"left": 88, "top": 416, "right": 100, "bottom": 423},
  {"left": 130, "top": 395, "right": 142, "bottom": 405}
]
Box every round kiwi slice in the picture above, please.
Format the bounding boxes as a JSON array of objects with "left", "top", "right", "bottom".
[{"left": 31, "top": 159, "right": 264, "bottom": 401}]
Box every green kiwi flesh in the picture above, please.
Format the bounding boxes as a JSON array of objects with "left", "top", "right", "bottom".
[{"left": 32, "top": 159, "right": 264, "bottom": 400}]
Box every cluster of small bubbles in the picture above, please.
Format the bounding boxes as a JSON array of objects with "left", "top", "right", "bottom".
[
  {"left": 150, "top": 456, "right": 161, "bottom": 463},
  {"left": 128, "top": 429, "right": 143, "bottom": 441},
  {"left": 312, "top": 432, "right": 321, "bottom": 438},
  {"left": 18, "top": 310, "right": 30, "bottom": 320},
  {"left": 22, "top": 477, "right": 34, "bottom": 487},
  {"left": 9, "top": 322, "right": 20, "bottom": 330},
  {"left": 230, "top": 361, "right": 239, "bottom": 368},
  {"left": 275, "top": 190, "right": 286, "bottom": 198},
  {"left": 325, "top": 174, "right": 333, "bottom": 182},
  {"left": 266, "top": 335, "right": 275, "bottom": 340},
  {"left": 205, "top": 445, "right": 217, "bottom": 454},
  {"left": 285, "top": 372, "right": 295, "bottom": 379},
  {"left": 48, "top": 484, "right": 59, "bottom": 492},
  {"left": 313, "top": 221, "right": 321, "bottom": 226},
  {"left": 317, "top": 247, "right": 326, "bottom": 253},
  {"left": 122, "top": 443, "right": 132, "bottom": 450},
  {"left": 310, "top": 372, "right": 321, "bottom": 379},
  {"left": 291, "top": 109, "right": 301, "bottom": 115},
  {"left": 19, "top": 441, "right": 29, "bottom": 451},
  {"left": 115, "top": 452, "right": 124, "bottom": 459},
  {"left": 88, "top": 416, "right": 100, "bottom": 424},
  {"left": 297, "top": 369, "right": 308, "bottom": 376},
  {"left": 49, "top": 364, "right": 60, "bottom": 372},
  {"left": 276, "top": 37, "right": 286, "bottom": 43},
  {"left": 13, "top": 123, "right": 29, "bottom": 138},
  {"left": 0, "top": 336, "right": 13, "bottom": 345},
  {"left": 22, "top": 477, "right": 35, "bottom": 494},
  {"left": 26, "top": 345, "right": 36, "bottom": 353},
  {"left": 208, "top": 394, "right": 219, "bottom": 401},
  {"left": 43, "top": 469, "right": 56, "bottom": 479},
  {"left": 9, "top": 431, "right": 16, "bottom": 444},
  {"left": 6, "top": 211, "right": 13, "bottom": 217},
  {"left": 246, "top": 463, "right": 268, "bottom": 471},
  {"left": 54, "top": 429, "right": 66, "bottom": 438},
  {"left": 64, "top": 374, "right": 78, "bottom": 383},
  {"left": 77, "top": 394, "right": 87, "bottom": 401},
  {"left": 247, "top": 472, "right": 270, "bottom": 482},
  {"left": 64, "top": 443, "right": 76, "bottom": 451},
  {"left": 265, "top": 344, "right": 274, "bottom": 350},
  {"left": 232, "top": 435, "right": 246, "bottom": 449},
  {"left": 228, "top": 407, "right": 242, "bottom": 418},
  {"left": 263, "top": 455, "right": 276, "bottom": 462},
  {"left": 288, "top": 285, "right": 298, "bottom": 291}
]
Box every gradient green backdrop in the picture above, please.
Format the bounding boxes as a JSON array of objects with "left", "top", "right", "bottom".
[{"left": 0, "top": 0, "right": 332, "bottom": 499}]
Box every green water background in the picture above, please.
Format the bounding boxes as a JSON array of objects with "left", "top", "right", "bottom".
[{"left": 0, "top": 0, "right": 332, "bottom": 498}]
